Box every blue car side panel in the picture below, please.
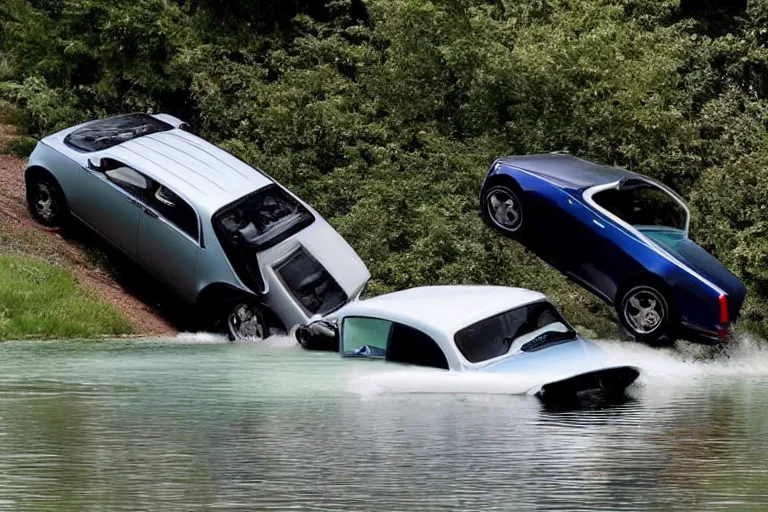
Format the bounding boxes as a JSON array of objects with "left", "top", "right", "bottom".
[{"left": 486, "top": 161, "right": 726, "bottom": 335}]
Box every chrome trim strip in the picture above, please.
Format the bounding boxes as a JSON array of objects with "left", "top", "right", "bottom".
[{"left": 582, "top": 182, "right": 726, "bottom": 296}]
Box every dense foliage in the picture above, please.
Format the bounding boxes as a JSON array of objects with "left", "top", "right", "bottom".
[{"left": 1, "top": 0, "right": 766, "bottom": 336}]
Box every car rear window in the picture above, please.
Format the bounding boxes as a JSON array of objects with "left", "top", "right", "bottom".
[
  {"left": 214, "top": 185, "right": 314, "bottom": 251},
  {"left": 64, "top": 114, "right": 173, "bottom": 152}
]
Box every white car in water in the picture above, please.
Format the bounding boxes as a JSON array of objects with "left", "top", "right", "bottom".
[{"left": 296, "top": 285, "right": 640, "bottom": 401}]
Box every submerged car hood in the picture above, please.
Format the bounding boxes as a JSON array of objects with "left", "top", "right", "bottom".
[{"left": 643, "top": 229, "right": 747, "bottom": 314}]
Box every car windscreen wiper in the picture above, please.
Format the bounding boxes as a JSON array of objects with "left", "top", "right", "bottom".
[{"left": 520, "top": 330, "right": 577, "bottom": 353}]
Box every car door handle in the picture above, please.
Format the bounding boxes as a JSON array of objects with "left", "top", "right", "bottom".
[{"left": 141, "top": 207, "right": 159, "bottom": 219}]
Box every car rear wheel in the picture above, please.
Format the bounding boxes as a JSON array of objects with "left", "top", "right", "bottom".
[
  {"left": 482, "top": 184, "right": 524, "bottom": 237},
  {"left": 227, "top": 301, "right": 267, "bottom": 341},
  {"left": 617, "top": 285, "right": 674, "bottom": 345},
  {"left": 26, "top": 173, "right": 69, "bottom": 227}
]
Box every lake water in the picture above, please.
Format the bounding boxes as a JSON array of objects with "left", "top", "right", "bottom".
[{"left": 2, "top": 334, "right": 768, "bottom": 511}]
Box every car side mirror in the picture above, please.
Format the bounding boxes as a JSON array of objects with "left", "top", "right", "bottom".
[
  {"left": 86, "top": 158, "right": 102, "bottom": 171},
  {"left": 155, "top": 187, "right": 177, "bottom": 208}
]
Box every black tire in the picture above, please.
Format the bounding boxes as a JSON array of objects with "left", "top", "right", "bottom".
[
  {"left": 226, "top": 301, "right": 267, "bottom": 341},
  {"left": 481, "top": 183, "right": 525, "bottom": 238},
  {"left": 26, "top": 171, "right": 69, "bottom": 227},
  {"left": 617, "top": 284, "right": 675, "bottom": 345}
]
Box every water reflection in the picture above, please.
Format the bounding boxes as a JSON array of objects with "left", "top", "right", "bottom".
[{"left": 0, "top": 338, "right": 768, "bottom": 510}]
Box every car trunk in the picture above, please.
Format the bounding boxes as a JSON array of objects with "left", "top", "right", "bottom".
[{"left": 643, "top": 230, "right": 747, "bottom": 321}]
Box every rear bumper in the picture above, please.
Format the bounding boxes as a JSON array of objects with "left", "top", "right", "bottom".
[{"left": 679, "top": 321, "right": 733, "bottom": 345}]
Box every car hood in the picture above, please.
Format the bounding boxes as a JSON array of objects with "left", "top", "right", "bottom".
[
  {"left": 478, "top": 337, "right": 635, "bottom": 394},
  {"left": 643, "top": 229, "right": 747, "bottom": 315}
]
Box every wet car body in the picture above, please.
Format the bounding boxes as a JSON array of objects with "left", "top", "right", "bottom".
[
  {"left": 479, "top": 154, "right": 746, "bottom": 344},
  {"left": 297, "top": 286, "right": 640, "bottom": 401},
  {"left": 25, "top": 113, "right": 370, "bottom": 339}
]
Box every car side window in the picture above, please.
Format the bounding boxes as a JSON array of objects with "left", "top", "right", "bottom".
[
  {"left": 593, "top": 183, "right": 686, "bottom": 232},
  {"left": 342, "top": 317, "right": 391, "bottom": 357},
  {"left": 341, "top": 316, "right": 449, "bottom": 369},
  {"left": 103, "top": 161, "right": 151, "bottom": 202},
  {"left": 149, "top": 185, "right": 199, "bottom": 242},
  {"left": 387, "top": 323, "right": 449, "bottom": 370},
  {"left": 99, "top": 159, "right": 199, "bottom": 242}
]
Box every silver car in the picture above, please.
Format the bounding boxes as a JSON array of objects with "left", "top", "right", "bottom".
[{"left": 25, "top": 113, "right": 370, "bottom": 340}]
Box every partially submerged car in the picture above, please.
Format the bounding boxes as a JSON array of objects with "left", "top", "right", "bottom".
[
  {"left": 480, "top": 154, "right": 746, "bottom": 344},
  {"left": 296, "top": 286, "right": 640, "bottom": 401},
  {"left": 25, "top": 113, "right": 370, "bottom": 339}
]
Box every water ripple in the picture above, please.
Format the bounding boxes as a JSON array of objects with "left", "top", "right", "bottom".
[{"left": 0, "top": 337, "right": 766, "bottom": 510}]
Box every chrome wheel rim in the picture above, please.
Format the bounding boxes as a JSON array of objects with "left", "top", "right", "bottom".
[
  {"left": 228, "top": 304, "right": 265, "bottom": 341},
  {"left": 34, "top": 182, "right": 58, "bottom": 222},
  {"left": 623, "top": 289, "right": 665, "bottom": 334},
  {"left": 486, "top": 187, "right": 522, "bottom": 231}
]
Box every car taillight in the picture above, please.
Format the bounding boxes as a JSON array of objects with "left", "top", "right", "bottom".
[{"left": 719, "top": 294, "right": 729, "bottom": 324}]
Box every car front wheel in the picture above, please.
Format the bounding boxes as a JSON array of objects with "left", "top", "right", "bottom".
[
  {"left": 227, "top": 301, "right": 267, "bottom": 341},
  {"left": 26, "top": 173, "right": 69, "bottom": 227},
  {"left": 482, "top": 183, "right": 524, "bottom": 238},
  {"left": 617, "top": 285, "right": 675, "bottom": 345}
]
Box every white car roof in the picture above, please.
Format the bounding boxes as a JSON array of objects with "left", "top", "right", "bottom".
[
  {"left": 341, "top": 285, "right": 547, "bottom": 336},
  {"left": 44, "top": 114, "right": 274, "bottom": 216}
]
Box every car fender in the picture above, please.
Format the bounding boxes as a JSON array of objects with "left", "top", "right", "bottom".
[{"left": 26, "top": 142, "right": 84, "bottom": 208}]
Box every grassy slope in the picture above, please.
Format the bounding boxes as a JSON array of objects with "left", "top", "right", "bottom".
[
  {"left": 0, "top": 101, "right": 141, "bottom": 340},
  {"left": 0, "top": 254, "right": 133, "bottom": 339}
]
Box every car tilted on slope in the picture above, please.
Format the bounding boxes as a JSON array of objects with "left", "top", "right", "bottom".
[
  {"left": 296, "top": 285, "right": 640, "bottom": 401},
  {"left": 480, "top": 154, "right": 747, "bottom": 344},
  {"left": 25, "top": 113, "right": 370, "bottom": 340}
]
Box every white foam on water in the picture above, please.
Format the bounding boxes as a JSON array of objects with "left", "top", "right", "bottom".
[
  {"left": 595, "top": 333, "right": 768, "bottom": 379},
  {"left": 171, "top": 332, "right": 229, "bottom": 343},
  {"left": 349, "top": 367, "right": 544, "bottom": 397},
  {"left": 257, "top": 328, "right": 301, "bottom": 348},
  {"left": 167, "top": 327, "right": 301, "bottom": 348}
]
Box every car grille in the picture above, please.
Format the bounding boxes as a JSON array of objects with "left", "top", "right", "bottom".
[{"left": 275, "top": 248, "right": 347, "bottom": 316}]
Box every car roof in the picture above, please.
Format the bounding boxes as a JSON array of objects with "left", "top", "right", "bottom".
[
  {"left": 108, "top": 130, "right": 273, "bottom": 214},
  {"left": 341, "top": 285, "right": 547, "bottom": 336},
  {"left": 46, "top": 114, "right": 274, "bottom": 215},
  {"left": 497, "top": 154, "right": 640, "bottom": 190}
]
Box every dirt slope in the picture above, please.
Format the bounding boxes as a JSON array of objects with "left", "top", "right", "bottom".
[{"left": 0, "top": 123, "right": 177, "bottom": 336}]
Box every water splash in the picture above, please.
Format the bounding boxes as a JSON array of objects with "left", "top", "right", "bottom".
[
  {"left": 169, "top": 328, "right": 300, "bottom": 348},
  {"left": 171, "top": 332, "right": 228, "bottom": 343},
  {"left": 350, "top": 367, "right": 544, "bottom": 397},
  {"left": 597, "top": 332, "right": 768, "bottom": 379},
  {"left": 349, "top": 332, "right": 768, "bottom": 397}
]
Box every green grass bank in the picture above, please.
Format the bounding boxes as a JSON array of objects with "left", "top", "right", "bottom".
[{"left": 0, "top": 254, "right": 133, "bottom": 340}]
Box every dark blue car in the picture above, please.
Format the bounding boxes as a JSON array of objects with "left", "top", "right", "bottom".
[{"left": 480, "top": 154, "right": 746, "bottom": 344}]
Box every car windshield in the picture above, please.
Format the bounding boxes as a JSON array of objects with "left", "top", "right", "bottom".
[
  {"left": 454, "top": 301, "right": 577, "bottom": 363},
  {"left": 592, "top": 180, "right": 688, "bottom": 233},
  {"left": 214, "top": 185, "right": 314, "bottom": 251}
]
